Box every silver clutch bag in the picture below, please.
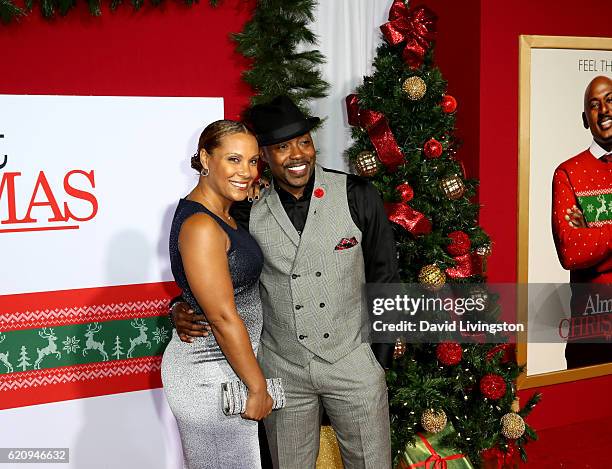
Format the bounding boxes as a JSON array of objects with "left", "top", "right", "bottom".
[{"left": 221, "top": 377, "right": 286, "bottom": 416}]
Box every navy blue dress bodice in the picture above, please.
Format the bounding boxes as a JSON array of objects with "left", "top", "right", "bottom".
[{"left": 169, "top": 198, "right": 264, "bottom": 360}]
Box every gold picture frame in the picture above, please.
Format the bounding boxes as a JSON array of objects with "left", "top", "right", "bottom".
[{"left": 517, "top": 35, "right": 612, "bottom": 389}]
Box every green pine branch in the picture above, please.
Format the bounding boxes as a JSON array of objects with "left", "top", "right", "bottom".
[
  {"left": 233, "top": 0, "right": 329, "bottom": 114},
  {"left": 0, "top": 0, "right": 25, "bottom": 23},
  {"left": 0, "top": 0, "right": 216, "bottom": 23}
]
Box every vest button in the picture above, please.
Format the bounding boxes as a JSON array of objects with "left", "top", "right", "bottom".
[
  {"left": 295, "top": 305, "right": 302, "bottom": 310},
  {"left": 319, "top": 303, "right": 325, "bottom": 308},
  {"left": 323, "top": 333, "right": 329, "bottom": 338},
  {"left": 315, "top": 272, "right": 322, "bottom": 277},
  {"left": 299, "top": 335, "right": 305, "bottom": 340}
]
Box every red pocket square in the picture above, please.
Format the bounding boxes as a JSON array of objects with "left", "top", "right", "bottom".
[{"left": 335, "top": 237, "right": 359, "bottom": 251}]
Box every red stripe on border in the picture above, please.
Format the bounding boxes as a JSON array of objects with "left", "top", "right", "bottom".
[
  {"left": 0, "top": 369, "right": 162, "bottom": 410},
  {"left": 0, "top": 357, "right": 163, "bottom": 410},
  {"left": 0, "top": 282, "right": 181, "bottom": 330}
]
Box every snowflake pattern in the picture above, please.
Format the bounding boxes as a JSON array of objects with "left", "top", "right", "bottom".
[
  {"left": 62, "top": 336, "right": 80, "bottom": 354},
  {"left": 586, "top": 204, "right": 595, "bottom": 213},
  {"left": 152, "top": 327, "right": 169, "bottom": 344}
]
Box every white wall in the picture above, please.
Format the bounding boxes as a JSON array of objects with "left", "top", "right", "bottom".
[{"left": 308, "top": 0, "right": 394, "bottom": 171}]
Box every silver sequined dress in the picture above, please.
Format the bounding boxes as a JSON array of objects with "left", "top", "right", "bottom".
[{"left": 162, "top": 199, "right": 264, "bottom": 469}]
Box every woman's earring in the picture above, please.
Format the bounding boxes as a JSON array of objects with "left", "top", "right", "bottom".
[{"left": 200, "top": 168, "right": 209, "bottom": 177}]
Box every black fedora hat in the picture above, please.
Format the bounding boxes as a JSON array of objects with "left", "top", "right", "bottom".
[{"left": 247, "top": 95, "right": 320, "bottom": 146}]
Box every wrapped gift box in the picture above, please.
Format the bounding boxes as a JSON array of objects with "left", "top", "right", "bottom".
[{"left": 398, "top": 423, "right": 474, "bottom": 469}]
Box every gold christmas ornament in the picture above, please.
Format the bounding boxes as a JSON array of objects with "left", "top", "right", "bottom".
[
  {"left": 418, "top": 264, "right": 446, "bottom": 291},
  {"left": 402, "top": 76, "right": 427, "bottom": 100},
  {"left": 500, "top": 412, "right": 526, "bottom": 439},
  {"left": 354, "top": 151, "right": 380, "bottom": 177},
  {"left": 393, "top": 338, "right": 407, "bottom": 359},
  {"left": 315, "top": 426, "right": 344, "bottom": 469},
  {"left": 511, "top": 398, "right": 520, "bottom": 413},
  {"left": 440, "top": 174, "right": 466, "bottom": 200},
  {"left": 421, "top": 409, "right": 447, "bottom": 434}
]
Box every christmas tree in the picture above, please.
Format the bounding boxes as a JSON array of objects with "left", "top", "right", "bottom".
[
  {"left": 18, "top": 346, "right": 31, "bottom": 371},
  {"left": 345, "top": 1, "right": 539, "bottom": 466},
  {"left": 112, "top": 336, "right": 124, "bottom": 360}
]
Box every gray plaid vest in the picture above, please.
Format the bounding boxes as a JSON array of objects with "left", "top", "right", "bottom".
[{"left": 250, "top": 165, "right": 366, "bottom": 366}]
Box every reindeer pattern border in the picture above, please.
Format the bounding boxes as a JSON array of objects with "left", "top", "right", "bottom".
[{"left": 0, "top": 317, "right": 171, "bottom": 375}]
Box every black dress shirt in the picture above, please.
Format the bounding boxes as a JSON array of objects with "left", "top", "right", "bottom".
[{"left": 230, "top": 167, "right": 400, "bottom": 284}]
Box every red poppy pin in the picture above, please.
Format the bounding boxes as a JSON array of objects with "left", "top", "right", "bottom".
[{"left": 314, "top": 187, "right": 325, "bottom": 198}]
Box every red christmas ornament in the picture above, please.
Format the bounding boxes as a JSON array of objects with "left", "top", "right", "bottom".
[
  {"left": 446, "top": 231, "right": 471, "bottom": 256},
  {"left": 480, "top": 374, "right": 507, "bottom": 400},
  {"left": 486, "top": 344, "right": 516, "bottom": 364},
  {"left": 396, "top": 182, "right": 414, "bottom": 202},
  {"left": 436, "top": 342, "right": 462, "bottom": 366},
  {"left": 423, "top": 138, "right": 443, "bottom": 159},
  {"left": 314, "top": 187, "right": 325, "bottom": 198},
  {"left": 441, "top": 95, "right": 457, "bottom": 114}
]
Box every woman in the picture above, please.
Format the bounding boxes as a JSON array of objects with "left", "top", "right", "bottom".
[{"left": 162, "top": 120, "right": 272, "bottom": 469}]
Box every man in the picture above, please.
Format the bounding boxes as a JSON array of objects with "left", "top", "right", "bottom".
[
  {"left": 172, "top": 96, "right": 397, "bottom": 468},
  {"left": 552, "top": 75, "right": 612, "bottom": 369}
]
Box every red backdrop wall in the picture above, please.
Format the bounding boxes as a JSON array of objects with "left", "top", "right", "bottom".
[{"left": 0, "top": 0, "right": 255, "bottom": 119}]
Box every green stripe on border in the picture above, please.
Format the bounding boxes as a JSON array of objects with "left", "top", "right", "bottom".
[{"left": 0, "top": 316, "right": 172, "bottom": 374}]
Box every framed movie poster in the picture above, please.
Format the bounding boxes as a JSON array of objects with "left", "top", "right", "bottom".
[{"left": 517, "top": 35, "right": 612, "bottom": 389}]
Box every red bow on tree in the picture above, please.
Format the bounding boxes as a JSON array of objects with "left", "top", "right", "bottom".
[
  {"left": 380, "top": 0, "right": 437, "bottom": 69},
  {"left": 346, "top": 94, "right": 405, "bottom": 171},
  {"left": 384, "top": 182, "right": 431, "bottom": 236},
  {"left": 480, "top": 442, "right": 520, "bottom": 469},
  {"left": 445, "top": 253, "right": 482, "bottom": 278}
]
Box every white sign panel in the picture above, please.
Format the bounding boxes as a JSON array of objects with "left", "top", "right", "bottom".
[{"left": 0, "top": 95, "right": 223, "bottom": 295}]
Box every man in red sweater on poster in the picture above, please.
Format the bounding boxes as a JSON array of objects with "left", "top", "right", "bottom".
[{"left": 552, "top": 75, "right": 612, "bottom": 369}]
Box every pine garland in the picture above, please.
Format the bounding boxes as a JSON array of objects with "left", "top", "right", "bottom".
[
  {"left": 233, "top": 0, "right": 328, "bottom": 113},
  {"left": 0, "top": 0, "right": 218, "bottom": 23},
  {"left": 0, "top": 0, "right": 25, "bottom": 22}
]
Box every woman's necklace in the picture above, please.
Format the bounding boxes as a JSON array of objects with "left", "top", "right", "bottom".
[{"left": 198, "top": 188, "right": 232, "bottom": 223}]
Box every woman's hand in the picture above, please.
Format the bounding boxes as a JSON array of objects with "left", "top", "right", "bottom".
[
  {"left": 247, "top": 178, "right": 270, "bottom": 202},
  {"left": 242, "top": 388, "right": 273, "bottom": 421}
]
